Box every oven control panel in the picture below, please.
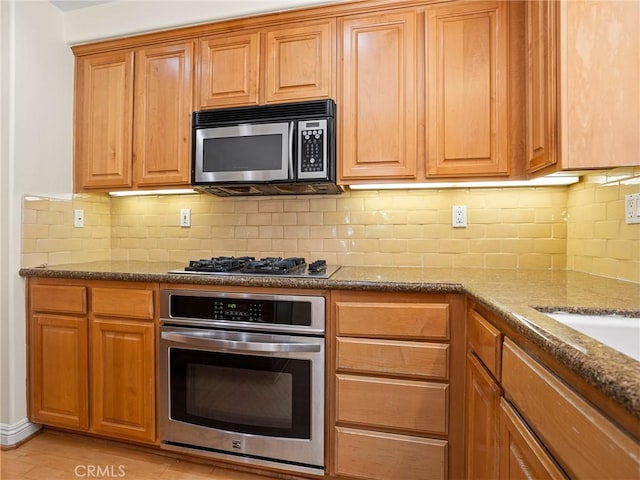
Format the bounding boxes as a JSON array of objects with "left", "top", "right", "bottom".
[
  {"left": 160, "top": 290, "right": 326, "bottom": 334},
  {"left": 212, "top": 299, "right": 266, "bottom": 322}
]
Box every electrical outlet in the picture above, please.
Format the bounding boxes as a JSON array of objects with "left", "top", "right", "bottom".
[
  {"left": 73, "top": 209, "right": 84, "bottom": 228},
  {"left": 180, "top": 208, "right": 191, "bottom": 227},
  {"left": 452, "top": 205, "right": 467, "bottom": 228},
  {"left": 625, "top": 193, "right": 640, "bottom": 224}
]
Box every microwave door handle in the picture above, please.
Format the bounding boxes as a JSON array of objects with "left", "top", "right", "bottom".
[
  {"left": 288, "top": 122, "right": 295, "bottom": 178},
  {"left": 161, "top": 331, "right": 321, "bottom": 353}
]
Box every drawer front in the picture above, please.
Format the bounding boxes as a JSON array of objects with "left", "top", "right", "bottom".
[
  {"left": 92, "top": 288, "right": 154, "bottom": 320},
  {"left": 335, "top": 427, "right": 447, "bottom": 480},
  {"left": 30, "top": 285, "right": 87, "bottom": 314},
  {"left": 502, "top": 339, "right": 639, "bottom": 479},
  {"left": 337, "top": 374, "right": 448, "bottom": 434},
  {"left": 468, "top": 309, "right": 502, "bottom": 378},
  {"left": 337, "top": 338, "right": 449, "bottom": 379},
  {"left": 336, "top": 302, "right": 450, "bottom": 339}
]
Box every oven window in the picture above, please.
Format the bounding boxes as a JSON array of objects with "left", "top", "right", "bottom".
[{"left": 169, "top": 348, "right": 311, "bottom": 439}]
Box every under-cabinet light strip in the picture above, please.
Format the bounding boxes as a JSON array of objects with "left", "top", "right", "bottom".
[
  {"left": 108, "top": 189, "right": 197, "bottom": 197},
  {"left": 348, "top": 176, "right": 580, "bottom": 190}
]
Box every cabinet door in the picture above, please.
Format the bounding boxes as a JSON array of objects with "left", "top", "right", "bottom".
[
  {"left": 502, "top": 339, "right": 640, "bottom": 479},
  {"left": 465, "top": 352, "right": 502, "bottom": 480},
  {"left": 29, "top": 314, "right": 89, "bottom": 429},
  {"left": 134, "top": 41, "right": 194, "bottom": 187},
  {"left": 75, "top": 51, "right": 134, "bottom": 190},
  {"left": 526, "top": 0, "right": 558, "bottom": 174},
  {"left": 91, "top": 318, "right": 155, "bottom": 443},
  {"left": 499, "top": 399, "right": 567, "bottom": 480},
  {"left": 339, "top": 11, "right": 418, "bottom": 180},
  {"left": 198, "top": 32, "right": 260, "bottom": 108},
  {"left": 560, "top": 1, "right": 639, "bottom": 168},
  {"left": 427, "top": 1, "right": 508, "bottom": 177},
  {"left": 265, "top": 21, "right": 334, "bottom": 104}
]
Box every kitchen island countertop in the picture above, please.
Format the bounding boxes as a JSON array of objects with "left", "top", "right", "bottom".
[{"left": 20, "top": 261, "right": 640, "bottom": 419}]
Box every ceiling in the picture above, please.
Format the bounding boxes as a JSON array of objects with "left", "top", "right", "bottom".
[{"left": 50, "top": 0, "right": 116, "bottom": 12}]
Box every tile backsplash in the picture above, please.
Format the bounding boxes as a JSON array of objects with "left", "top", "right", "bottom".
[
  {"left": 22, "top": 168, "right": 640, "bottom": 283},
  {"left": 109, "top": 187, "right": 569, "bottom": 270},
  {"left": 566, "top": 169, "right": 640, "bottom": 283},
  {"left": 22, "top": 194, "right": 110, "bottom": 267}
]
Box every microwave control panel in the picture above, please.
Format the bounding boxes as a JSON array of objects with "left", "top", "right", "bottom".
[{"left": 298, "top": 119, "right": 328, "bottom": 179}]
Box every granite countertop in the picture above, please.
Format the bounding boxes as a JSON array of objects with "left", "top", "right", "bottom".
[{"left": 20, "top": 261, "right": 640, "bottom": 419}]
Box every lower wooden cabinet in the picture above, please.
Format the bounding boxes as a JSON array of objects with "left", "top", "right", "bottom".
[
  {"left": 331, "top": 290, "right": 465, "bottom": 480},
  {"left": 498, "top": 398, "right": 566, "bottom": 480},
  {"left": 336, "top": 375, "right": 448, "bottom": 434},
  {"left": 464, "top": 351, "right": 501, "bottom": 480},
  {"left": 27, "top": 279, "right": 157, "bottom": 444},
  {"left": 91, "top": 319, "right": 155, "bottom": 442},
  {"left": 466, "top": 305, "right": 640, "bottom": 480},
  {"left": 29, "top": 313, "right": 89, "bottom": 430},
  {"left": 335, "top": 427, "right": 447, "bottom": 480},
  {"left": 502, "top": 339, "right": 639, "bottom": 479}
]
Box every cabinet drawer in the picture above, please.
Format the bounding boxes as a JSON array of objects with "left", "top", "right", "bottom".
[
  {"left": 92, "top": 288, "right": 154, "bottom": 320},
  {"left": 335, "top": 427, "right": 447, "bottom": 480},
  {"left": 337, "top": 374, "right": 448, "bottom": 434},
  {"left": 502, "top": 339, "right": 639, "bottom": 479},
  {"left": 337, "top": 338, "right": 449, "bottom": 379},
  {"left": 30, "top": 285, "right": 87, "bottom": 314},
  {"left": 336, "top": 302, "right": 449, "bottom": 339},
  {"left": 468, "top": 309, "right": 502, "bottom": 378}
]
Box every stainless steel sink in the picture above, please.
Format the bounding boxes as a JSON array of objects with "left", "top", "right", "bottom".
[{"left": 544, "top": 312, "right": 640, "bottom": 361}]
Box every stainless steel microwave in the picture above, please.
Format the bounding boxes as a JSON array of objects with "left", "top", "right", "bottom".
[{"left": 191, "top": 100, "right": 341, "bottom": 196}]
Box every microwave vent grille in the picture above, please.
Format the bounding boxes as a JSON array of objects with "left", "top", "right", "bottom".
[{"left": 194, "top": 99, "right": 335, "bottom": 126}]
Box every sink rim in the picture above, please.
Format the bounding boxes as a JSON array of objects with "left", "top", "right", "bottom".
[{"left": 535, "top": 309, "right": 640, "bottom": 361}]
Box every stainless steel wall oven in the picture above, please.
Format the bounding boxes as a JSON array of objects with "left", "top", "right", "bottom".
[{"left": 159, "top": 289, "right": 325, "bottom": 475}]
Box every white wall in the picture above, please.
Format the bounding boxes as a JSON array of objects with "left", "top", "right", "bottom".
[
  {"left": 0, "top": 0, "right": 74, "bottom": 444},
  {"left": 63, "top": 0, "right": 348, "bottom": 44}
]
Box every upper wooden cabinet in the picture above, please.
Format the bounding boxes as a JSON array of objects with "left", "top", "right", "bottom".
[
  {"left": 198, "top": 32, "right": 260, "bottom": 108},
  {"left": 525, "top": 0, "right": 558, "bottom": 174},
  {"left": 528, "top": 0, "right": 640, "bottom": 175},
  {"left": 74, "top": 40, "right": 194, "bottom": 192},
  {"left": 560, "top": 0, "right": 639, "bottom": 169},
  {"left": 426, "top": 1, "right": 509, "bottom": 177},
  {"left": 197, "top": 20, "right": 334, "bottom": 109},
  {"left": 265, "top": 22, "right": 334, "bottom": 104},
  {"left": 75, "top": 51, "right": 134, "bottom": 190},
  {"left": 134, "top": 42, "right": 194, "bottom": 187},
  {"left": 339, "top": 1, "right": 522, "bottom": 184},
  {"left": 339, "top": 10, "right": 418, "bottom": 180}
]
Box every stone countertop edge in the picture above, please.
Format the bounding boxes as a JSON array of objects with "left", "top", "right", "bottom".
[{"left": 19, "top": 264, "right": 640, "bottom": 419}]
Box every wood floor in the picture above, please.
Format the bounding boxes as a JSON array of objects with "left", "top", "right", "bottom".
[{"left": 0, "top": 430, "right": 281, "bottom": 480}]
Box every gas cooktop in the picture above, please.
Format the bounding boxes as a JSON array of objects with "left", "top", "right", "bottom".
[{"left": 168, "top": 256, "right": 340, "bottom": 279}]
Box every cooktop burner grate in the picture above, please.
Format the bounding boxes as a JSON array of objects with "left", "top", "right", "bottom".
[{"left": 172, "top": 256, "right": 337, "bottom": 278}]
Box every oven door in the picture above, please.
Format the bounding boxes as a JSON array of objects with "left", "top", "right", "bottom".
[
  {"left": 159, "top": 326, "right": 324, "bottom": 473},
  {"left": 193, "top": 122, "right": 293, "bottom": 183}
]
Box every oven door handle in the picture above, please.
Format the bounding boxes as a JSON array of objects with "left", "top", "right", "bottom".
[{"left": 161, "top": 331, "right": 322, "bottom": 353}]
